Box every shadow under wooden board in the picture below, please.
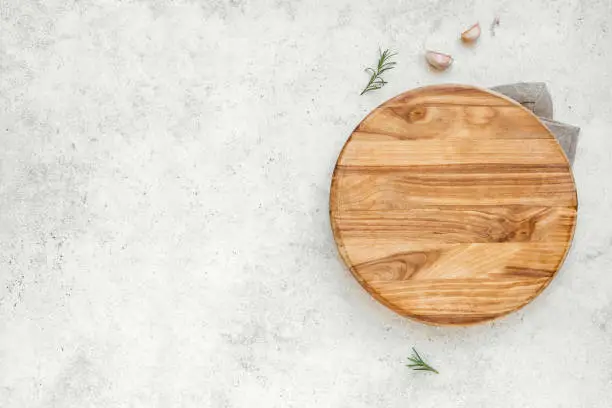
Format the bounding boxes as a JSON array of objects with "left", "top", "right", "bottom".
[{"left": 329, "top": 84, "right": 577, "bottom": 326}]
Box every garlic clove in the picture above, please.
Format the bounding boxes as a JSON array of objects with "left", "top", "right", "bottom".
[
  {"left": 461, "top": 22, "right": 481, "bottom": 42},
  {"left": 425, "top": 50, "right": 453, "bottom": 71}
]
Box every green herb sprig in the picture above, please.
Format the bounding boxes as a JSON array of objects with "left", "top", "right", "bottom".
[
  {"left": 360, "top": 48, "right": 397, "bottom": 95},
  {"left": 407, "top": 347, "right": 439, "bottom": 374}
]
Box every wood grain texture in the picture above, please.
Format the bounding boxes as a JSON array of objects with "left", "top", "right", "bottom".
[{"left": 330, "top": 85, "right": 577, "bottom": 326}]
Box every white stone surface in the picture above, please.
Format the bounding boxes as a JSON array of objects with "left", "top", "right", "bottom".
[{"left": 1, "top": 0, "right": 611, "bottom": 406}]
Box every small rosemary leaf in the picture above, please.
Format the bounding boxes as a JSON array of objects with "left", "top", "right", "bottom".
[
  {"left": 360, "top": 48, "right": 397, "bottom": 95},
  {"left": 407, "top": 348, "right": 439, "bottom": 374}
]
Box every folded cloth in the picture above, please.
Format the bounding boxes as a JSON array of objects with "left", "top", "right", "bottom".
[{"left": 491, "top": 82, "right": 579, "bottom": 165}]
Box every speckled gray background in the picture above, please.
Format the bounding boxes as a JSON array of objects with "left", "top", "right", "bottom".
[{"left": 1, "top": 1, "right": 611, "bottom": 407}]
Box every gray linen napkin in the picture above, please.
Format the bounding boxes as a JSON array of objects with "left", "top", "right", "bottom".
[{"left": 491, "top": 83, "right": 579, "bottom": 165}]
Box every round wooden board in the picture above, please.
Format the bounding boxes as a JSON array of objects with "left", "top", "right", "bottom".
[{"left": 330, "top": 84, "right": 577, "bottom": 326}]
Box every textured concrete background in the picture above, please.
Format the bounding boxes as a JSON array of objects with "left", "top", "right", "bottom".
[{"left": 1, "top": 0, "right": 611, "bottom": 407}]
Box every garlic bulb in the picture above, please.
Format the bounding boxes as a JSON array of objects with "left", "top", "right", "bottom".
[
  {"left": 461, "top": 22, "right": 481, "bottom": 42},
  {"left": 425, "top": 51, "right": 453, "bottom": 71}
]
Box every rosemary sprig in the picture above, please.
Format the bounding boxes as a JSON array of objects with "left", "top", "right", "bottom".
[
  {"left": 407, "top": 347, "right": 439, "bottom": 374},
  {"left": 360, "top": 48, "right": 397, "bottom": 95}
]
